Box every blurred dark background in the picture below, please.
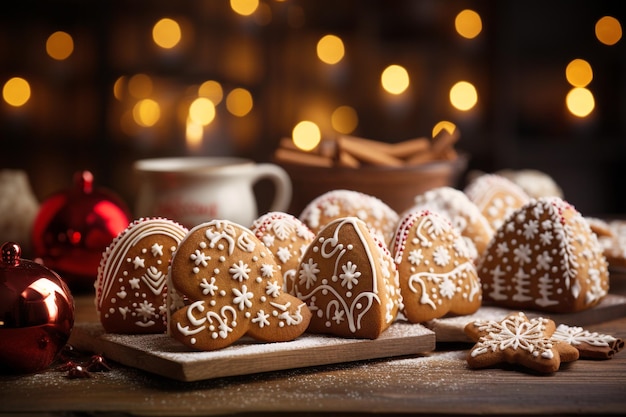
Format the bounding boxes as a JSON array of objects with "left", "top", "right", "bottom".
[{"left": 1, "top": 0, "right": 625, "bottom": 216}]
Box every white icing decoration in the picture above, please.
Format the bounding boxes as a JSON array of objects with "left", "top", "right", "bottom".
[
  {"left": 141, "top": 265, "right": 166, "bottom": 296},
  {"left": 552, "top": 324, "right": 616, "bottom": 347},
  {"left": 151, "top": 243, "right": 163, "bottom": 257},
  {"left": 191, "top": 250, "right": 211, "bottom": 267},
  {"left": 478, "top": 197, "right": 608, "bottom": 309},
  {"left": 232, "top": 285, "right": 254, "bottom": 310},
  {"left": 252, "top": 310, "right": 270, "bottom": 327},
  {"left": 95, "top": 218, "right": 187, "bottom": 329},
  {"left": 470, "top": 313, "right": 555, "bottom": 360},
  {"left": 200, "top": 277, "right": 218, "bottom": 296},
  {"left": 132, "top": 256, "right": 145, "bottom": 269},
  {"left": 229, "top": 260, "right": 251, "bottom": 282},
  {"left": 260, "top": 264, "right": 274, "bottom": 278},
  {"left": 294, "top": 218, "right": 386, "bottom": 333},
  {"left": 339, "top": 261, "right": 360, "bottom": 290}
]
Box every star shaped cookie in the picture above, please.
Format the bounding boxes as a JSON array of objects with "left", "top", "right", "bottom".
[
  {"left": 464, "top": 311, "right": 579, "bottom": 374},
  {"left": 551, "top": 324, "right": 624, "bottom": 360}
]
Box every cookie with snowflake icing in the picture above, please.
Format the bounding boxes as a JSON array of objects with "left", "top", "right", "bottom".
[
  {"left": 95, "top": 217, "right": 188, "bottom": 334},
  {"left": 464, "top": 174, "right": 531, "bottom": 232},
  {"left": 477, "top": 196, "right": 609, "bottom": 313},
  {"left": 464, "top": 311, "right": 579, "bottom": 374},
  {"left": 299, "top": 189, "right": 399, "bottom": 247},
  {"left": 167, "top": 219, "right": 311, "bottom": 351},
  {"left": 390, "top": 209, "right": 481, "bottom": 323},
  {"left": 407, "top": 186, "right": 493, "bottom": 258},
  {"left": 551, "top": 323, "right": 624, "bottom": 359},
  {"left": 293, "top": 216, "right": 402, "bottom": 339},
  {"left": 250, "top": 211, "right": 315, "bottom": 294}
]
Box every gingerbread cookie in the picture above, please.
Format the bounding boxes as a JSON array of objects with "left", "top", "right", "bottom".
[
  {"left": 552, "top": 323, "right": 624, "bottom": 359},
  {"left": 464, "top": 312, "right": 579, "bottom": 374},
  {"left": 95, "top": 218, "right": 188, "bottom": 334},
  {"left": 496, "top": 169, "right": 563, "bottom": 199},
  {"left": 585, "top": 216, "right": 614, "bottom": 238},
  {"left": 408, "top": 186, "right": 493, "bottom": 258},
  {"left": 390, "top": 209, "right": 481, "bottom": 323},
  {"left": 596, "top": 220, "right": 626, "bottom": 269},
  {"left": 464, "top": 174, "right": 531, "bottom": 232},
  {"left": 477, "top": 196, "right": 609, "bottom": 313},
  {"left": 299, "top": 189, "right": 399, "bottom": 246},
  {"left": 293, "top": 217, "right": 402, "bottom": 339},
  {"left": 250, "top": 211, "right": 315, "bottom": 294},
  {"left": 168, "top": 219, "right": 311, "bottom": 351}
]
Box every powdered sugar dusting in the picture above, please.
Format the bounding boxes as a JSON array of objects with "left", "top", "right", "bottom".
[{"left": 71, "top": 321, "right": 435, "bottom": 381}]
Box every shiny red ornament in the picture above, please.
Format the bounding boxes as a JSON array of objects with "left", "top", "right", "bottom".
[
  {"left": 0, "top": 241, "right": 75, "bottom": 374},
  {"left": 31, "top": 171, "right": 131, "bottom": 291}
]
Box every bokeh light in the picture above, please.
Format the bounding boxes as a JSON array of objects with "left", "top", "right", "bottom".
[
  {"left": 230, "top": 0, "right": 259, "bottom": 16},
  {"left": 449, "top": 81, "right": 478, "bottom": 111},
  {"left": 133, "top": 99, "right": 161, "bottom": 127},
  {"left": 381, "top": 65, "right": 410, "bottom": 95},
  {"left": 432, "top": 120, "right": 457, "bottom": 137},
  {"left": 198, "top": 80, "right": 224, "bottom": 105},
  {"left": 2, "top": 77, "right": 31, "bottom": 107},
  {"left": 566, "top": 59, "right": 593, "bottom": 87},
  {"left": 292, "top": 120, "right": 321, "bottom": 151},
  {"left": 188, "top": 97, "right": 216, "bottom": 126},
  {"left": 317, "top": 34, "right": 345, "bottom": 65},
  {"left": 152, "top": 18, "right": 182, "bottom": 49},
  {"left": 186, "top": 119, "right": 203, "bottom": 150},
  {"left": 455, "top": 9, "right": 482, "bottom": 39},
  {"left": 331, "top": 105, "right": 358, "bottom": 134},
  {"left": 226, "top": 88, "right": 253, "bottom": 117},
  {"left": 595, "top": 16, "right": 622, "bottom": 46},
  {"left": 566, "top": 87, "right": 595, "bottom": 118},
  {"left": 113, "top": 76, "right": 126, "bottom": 101},
  {"left": 46, "top": 31, "right": 74, "bottom": 60},
  {"left": 128, "top": 74, "right": 153, "bottom": 99}
]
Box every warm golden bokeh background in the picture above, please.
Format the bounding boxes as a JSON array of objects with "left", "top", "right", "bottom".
[{"left": 1, "top": 0, "right": 624, "bottom": 216}]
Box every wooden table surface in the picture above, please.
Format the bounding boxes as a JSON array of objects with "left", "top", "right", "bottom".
[{"left": 2, "top": 276, "right": 626, "bottom": 416}]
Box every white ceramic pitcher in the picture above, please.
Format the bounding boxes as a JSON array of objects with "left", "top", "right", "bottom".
[{"left": 133, "top": 157, "right": 292, "bottom": 228}]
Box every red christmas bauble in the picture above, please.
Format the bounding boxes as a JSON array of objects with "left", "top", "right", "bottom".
[
  {"left": 0, "top": 241, "right": 75, "bottom": 374},
  {"left": 31, "top": 171, "right": 131, "bottom": 291}
]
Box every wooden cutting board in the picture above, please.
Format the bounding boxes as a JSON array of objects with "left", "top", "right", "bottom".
[
  {"left": 425, "top": 293, "right": 626, "bottom": 343},
  {"left": 70, "top": 322, "right": 436, "bottom": 382}
]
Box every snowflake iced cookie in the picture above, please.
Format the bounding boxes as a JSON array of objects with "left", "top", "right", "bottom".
[
  {"left": 464, "top": 174, "right": 531, "bottom": 232},
  {"left": 464, "top": 312, "right": 579, "bottom": 374},
  {"left": 250, "top": 211, "right": 315, "bottom": 294},
  {"left": 167, "top": 219, "right": 311, "bottom": 351},
  {"left": 552, "top": 324, "right": 624, "bottom": 360},
  {"left": 407, "top": 186, "right": 493, "bottom": 258},
  {"left": 477, "top": 196, "right": 609, "bottom": 313},
  {"left": 293, "top": 217, "right": 402, "bottom": 339},
  {"left": 390, "top": 209, "right": 482, "bottom": 323},
  {"left": 95, "top": 218, "right": 188, "bottom": 334},
  {"left": 299, "top": 189, "right": 399, "bottom": 246}
]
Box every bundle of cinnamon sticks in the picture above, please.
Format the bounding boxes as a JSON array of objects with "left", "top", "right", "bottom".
[{"left": 274, "top": 129, "right": 459, "bottom": 168}]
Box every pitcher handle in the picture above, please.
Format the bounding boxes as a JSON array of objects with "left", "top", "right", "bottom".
[{"left": 251, "top": 163, "right": 292, "bottom": 214}]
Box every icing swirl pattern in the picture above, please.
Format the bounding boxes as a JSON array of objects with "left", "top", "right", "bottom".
[{"left": 294, "top": 217, "right": 402, "bottom": 339}]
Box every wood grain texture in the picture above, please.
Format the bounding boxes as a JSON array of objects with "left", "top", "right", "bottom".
[
  {"left": 2, "top": 282, "right": 626, "bottom": 416},
  {"left": 70, "top": 321, "right": 436, "bottom": 382}
]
